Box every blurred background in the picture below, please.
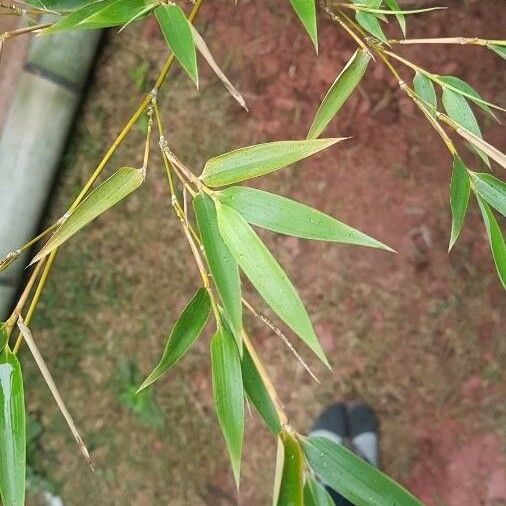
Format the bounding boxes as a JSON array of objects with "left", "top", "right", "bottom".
[{"left": 0, "top": 0, "right": 505, "bottom": 504}]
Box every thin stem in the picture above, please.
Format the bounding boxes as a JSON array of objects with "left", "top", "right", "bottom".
[
  {"left": 325, "top": 8, "right": 368, "bottom": 51},
  {"left": 10, "top": 0, "right": 206, "bottom": 352},
  {"left": 141, "top": 106, "right": 153, "bottom": 173},
  {"left": 0, "top": 22, "right": 51, "bottom": 41},
  {"left": 389, "top": 37, "right": 505, "bottom": 46}
]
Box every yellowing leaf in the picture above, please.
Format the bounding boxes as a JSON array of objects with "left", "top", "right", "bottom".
[{"left": 31, "top": 167, "right": 144, "bottom": 264}]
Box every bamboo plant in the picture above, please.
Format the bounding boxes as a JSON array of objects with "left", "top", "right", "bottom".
[{"left": 0, "top": 0, "right": 505, "bottom": 504}]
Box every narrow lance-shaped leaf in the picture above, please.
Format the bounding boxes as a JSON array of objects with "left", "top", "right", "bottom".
[
  {"left": 201, "top": 138, "right": 344, "bottom": 187},
  {"left": 470, "top": 172, "right": 506, "bottom": 217},
  {"left": 31, "top": 167, "right": 144, "bottom": 264},
  {"left": 383, "top": 0, "right": 406, "bottom": 36},
  {"left": 442, "top": 88, "right": 489, "bottom": 166},
  {"left": 193, "top": 194, "right": 242, "bottom": 350},
  {"left": 488, "top": 44, "right": 506, "bottom": 61},
  {"left": 276, "top": 430, "right": 304, "bottom": 506},
  {"left": 302, "top": 436, "right": 423, "bottom": 506},
  {"left": 0, "top": 323, "right": 7, "bottom": 352},
  {"left": 26, "top": 0, "right": 90, "bottom": 12},
  {"left": 438, "top": 75, "right": 497, "bottom": 119},
  {"left": 155, "top": 4, "right": 198, "bottom": 87},
  {"left": 216, "top": 201, "right": 329, "bottom": 367},
  {"left": 211, "top": 328, "right": 244, "bottom": 487},
  {"left": 413, "top": 71, "right": 436, "bottom": 114},
  {"left": 44, "top": 0, "right": 155, "bottom": 33},
  {"left": 355, "top": 11, "right": 388, "bottom": 45},
  {"left": 476, "top": 196, "right": 506, "bottom": 290},
  {"left": 304, "top": 474, "right": 335, "bottom": 506},
  {"left": 190, "top": 25, "right": 248, "bottom": 111},
  {"left": 219, "top": 186, "right": 393, "bottom": 251},
  {"left": 288, "top": 0, "right": 318, "bottom": 52},
  {"left": 241, "top": 346, "right": 281, "bottom": 435},
  {"left": 449, "top": 155, "right": 470, "bottom": 251},
  {"left": 138, "top": 288, "right": 211, "bottom": 392},
  {"left": 0, "top": 347, "right": 25, "bottom": 506},
  {"left": 307, "top": 49, "right": 371, "bottom": 139},
  {"left": 272, "top": 437, "right": 284, "bottom": 506}
]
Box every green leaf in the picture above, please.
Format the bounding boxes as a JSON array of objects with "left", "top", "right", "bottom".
[
  {"left": 155, "top": 4, "right": 198, "bottom": 86},
  {"left": 211, "top": 328, "right": 244, "bottom": 487},
  {"left": 355, "top": 11, "right": 388, "bottom": 45},
  {"left": 413, "top": 71, "right": 436, "bottom": 114},
  {"left": 241, "top": 347, "right": 281, "bottom": 435},
  {"left": 442, "top": 88, "right": 489, "bottom": 166},
  {"left": 438, "top": 75, "right": 497, "bottom": 119},
  {"left": 273, "top": 437, "right": 284, "bottom": 506},
  {"left": 470, "top": 172, "right": 506, "bottom": 217},
  {"left": 307, "top": 49, "right": 371, "bottom": 139},
  {"left": 303, "top": 475, "right": 335, "bottom": 506},
  {"left": 26, "top": 0, "right": 90, "bottom": 11},
  {"left": 137, "top": 288, "right": 211, "bottom": 392},
  {"left": 44, "top": 0, "right": 154, "bottom": 33},
  {"left": 218, "top": 186, "right": 393, "bottom": 251},
  {"left": 476, "top": 196, "right": 506, "bottom": 289},
  {"left": 193, "top": 194, "right": 242, "bottom": 350},
  {"left": 288, "top": 0, "right": 318, "bottom": 52},
  {"left": 276, "top": 430, "right": 304, "bottom": 506},
  {"left": 0, "top": 324, "right": 7, "bottom": 352},
  {"left": 31, "top": 167, "right": 144, "bottom": 264},
  {"left": 201, "top": 138, "right": 343, "bottom": 187},
  {"left": 383, "top": 0, "right": 406, "bottom": 35},
  {"left": 488, "top": 44, "right": 506, "bottom": 60},
  {"left": 216, "top": 201, "right": 329, "bottom": 367},
  {"left": 449, "top": 155, "right": 470, "bottom": 251},
  {"left": 0, "top": 348, "right": 25, "bottom": 506},
  {"left": 302, "top": 436, "right": 423, "bottom": 506}
]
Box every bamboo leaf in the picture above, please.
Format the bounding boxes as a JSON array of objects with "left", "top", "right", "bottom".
[
  {"left": 190, "top": 25, "right": 247, "bottom": 110},
  {"left": 355, "top": 11, "right": 388, "bottom": 45},
  {"left": 0, "top": 347, "right": 25, "bottom": 506},
  {"left": 488, "top": 44, "right": 506, "bottom": 61},
  {"left": 44, "top": 0, "right": 154, "bottom": 33},
  {"left": 383, "top": 0, "right": 405, "bottom": 36},
  {"left": 307, "top": 49, "right": 371, "bottom": 139},
  {"left": 219, "top": 186, "right": 393, "bottom": 251},
  {"left": 241, "top": 347, "right": 281, "bottom": 435},
  {"left": 193, "top": 194, "right": 242, "bottom": 350},
  {"left": 449, "top": 155, "right": 470, "bottom": 251},
  {"left": 288, "top": 0, "right": 318, "bottom": 52},
  {"left": 272, "top": 437, "right": 284, "bottom": 506},
  {"left": 26, "top": 0, "right": 90, "bottom": 12},
  {"left": 413, "top": 71, "right": 436, "bottom": 114},
  {"left": 0, "top": 323, "right": 7, "bottom": 352},
  {"left": 276, "top": 430, "right": 304, "bottom": 506},
  {"left": 31, "top": 167, "right": 144, "bottom": 264},
  {"left": 155, "top": 4, "right": 198, "bottom": 87},
  {"left": 211, "top": 328, "right": 244, "bottom": 487},
  {"left": 216, "top": 201, "right": 329, "bottom": 367},
  {"left": 201, "top": 139, "right": 344, "bottom": 187},
  {"left": 304, "top": 475, "right": 335, "bottom": 506},
  {"left": 438, "top": 75, "right": 497, "bottom": 119},
  {"left": 442, "top": 88, "right": 489, "bottom": 166},
  {"left": 138, "top": 288, "right": 211, "bottom": 392},
  {"left": 302, "top": 436, "right": 423, "bottom": 506},
  {"left": 476, "top": 196, "right": 506, "bottom": 289},
  {"left": 470, "top": 172, "right": 506, "bottom": 217}
]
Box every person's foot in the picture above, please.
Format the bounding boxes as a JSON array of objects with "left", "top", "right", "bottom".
[{"left": 309, "top": 401, "right": 379, "bottom": 466}]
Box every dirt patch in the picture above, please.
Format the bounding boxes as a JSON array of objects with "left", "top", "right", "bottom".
[{"left": 22, "top": 0, "right": 505, "bottom": 504}]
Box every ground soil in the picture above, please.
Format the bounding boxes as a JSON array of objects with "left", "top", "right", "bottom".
[{"left": 21, "top": 0, "right": 505, "bottom": 505}]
